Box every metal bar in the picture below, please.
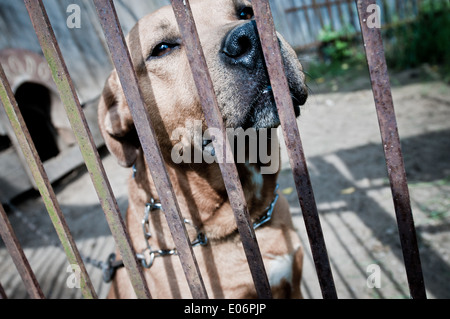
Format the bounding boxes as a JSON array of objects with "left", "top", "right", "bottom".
[
  {"left": 93, "top": 0, "right": 208, "bottom": 299},
  {"left": 0, "top": 63, "right": 96, "bottom": 299},
  {"left": 252, "top": 0, "right": 338, "bottom": 299},
  {"left": 356, "top": 0, "right": 426, "bottom": 299},
  {"left": 0, "top": 202, "right": 44, "bottom": 299},
  {"left": 23, "top": 0, "right": 150, "bottom": 299},
  {"left": 170, "top": 0, "right": 272, "bottom": 299}
]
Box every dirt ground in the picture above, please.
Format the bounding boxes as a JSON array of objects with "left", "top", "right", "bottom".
[{"left": 1, "top": 67, "right": 449, "bottom": 299}]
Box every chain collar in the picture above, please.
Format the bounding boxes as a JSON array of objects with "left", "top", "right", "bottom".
[
  {"left": 101, "top": 184, "right": 280, "bottom": 281},
  {"left": 101, "top": 166, "right": 280, "bottom": 282},
  {"left": 136, "top": 184, "right": 279, "bottom": 269},
  {"left": 136, "top": 198, "right": 208, "bottom": 269},
  {"left": 253, "top": 184, "right": 279, "bottom": 230}
]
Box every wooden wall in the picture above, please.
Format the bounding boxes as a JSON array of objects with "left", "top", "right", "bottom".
[
  {"left": 0, "top": 0, "right": 318, "bottom": 104},
  {"left": 0, "top": 0, "right": 169, "bottom": 104},
  {"left": 0, "top": 0, "right": 424, "bottom": 104}
]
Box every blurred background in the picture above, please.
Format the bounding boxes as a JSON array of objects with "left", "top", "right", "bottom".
[{"left": 0, "top": 0, "right": 449, "bottom": 299}]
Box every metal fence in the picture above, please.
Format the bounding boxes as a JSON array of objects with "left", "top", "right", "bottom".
[{"left": 0, "top": 0, "right": 426, "bottom": 299}]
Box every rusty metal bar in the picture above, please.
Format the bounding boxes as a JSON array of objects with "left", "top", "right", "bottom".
[
  {"left": 252, "top": 0, "right": 338, "bottom": 299},
  {"left": 0, "top": 62, "right": 96, "bottom": 299},
  {"left": 170, "top": 0, "right": 272, "bottom": 299},
  {"left": 0, "top": 202, "right": 44, "bottom": 299},
  {"left": 23, "top": 0, "right": 151, "bottom": 299},
  {"left": 93, "top": 0, "right": 208, "bottom": 299},
  {"left": 356, "top": 0, "right": 426, "bottom": 299}
]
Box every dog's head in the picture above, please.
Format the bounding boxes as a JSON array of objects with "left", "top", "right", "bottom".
[{"left": 98, "top": 0, "right": 307, "bottom": 167}]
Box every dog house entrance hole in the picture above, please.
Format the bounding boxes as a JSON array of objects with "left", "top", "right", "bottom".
[{"left": 15, "top": 82, "right": 60, "bottom": 162}]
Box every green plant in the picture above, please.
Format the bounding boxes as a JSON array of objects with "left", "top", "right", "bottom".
[
  {"left": 384, "top": 0, "right": 450, "bottom": 81},
  {"left": 318, "top": 24, "right": 357, "bottom": 62},
  {"left": 306, "top": 24, "right": 366, "bottom": 82}
]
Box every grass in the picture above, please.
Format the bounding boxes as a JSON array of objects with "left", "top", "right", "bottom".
[{"left": 302, "top": 0, "right": 450, "bottom": 92}]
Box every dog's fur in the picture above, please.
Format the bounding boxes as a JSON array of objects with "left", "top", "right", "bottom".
[{"left": 98, "top": 0, "right": 308, "bottom": 299}]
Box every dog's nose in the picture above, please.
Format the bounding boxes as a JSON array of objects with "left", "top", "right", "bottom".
[{"left": 222, "top": 21, "right": 262, "bottom": 69}]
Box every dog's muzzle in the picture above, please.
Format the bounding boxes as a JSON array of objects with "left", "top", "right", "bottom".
[
  {"left": 221, "top": 20, "right": 262, "bottom": 70},
  {"left": 220, "top": 21, "right": 307, "bottom": 129}
]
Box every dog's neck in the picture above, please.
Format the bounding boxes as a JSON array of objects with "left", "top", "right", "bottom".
[{"left": 128, "top": 151, "right": 279, "bottom": 240}]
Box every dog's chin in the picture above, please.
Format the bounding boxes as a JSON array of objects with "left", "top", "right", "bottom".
[
  {"left": 248, "top": 102, "right": 281, "bottom": 130},
  {"left": 239, "top": 89, "right": 303, "bottom": 130}
]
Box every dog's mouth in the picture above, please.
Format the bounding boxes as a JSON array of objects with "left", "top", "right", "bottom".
[
  {"left": 202, "top": 83, "right": 307, "bottom": 153},
  {"left": 239, "top": 83, "right": 307, "bottom": 130},
  {"left": 217, "top": 20, "right": 308, "bottom": 131}
]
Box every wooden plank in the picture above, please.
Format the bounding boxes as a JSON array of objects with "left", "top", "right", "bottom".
[
  {"left": 0, "top": 0, "right": 169, "bottom": 104},
  {"left": 0, "top": 148, "right": 33, "bottom": 202},
  {"left": 0, "top": 100, "right": 104, "bottom": 202},
  {"left": 0, "top": 202, "right": 45, "bottom": 299}
]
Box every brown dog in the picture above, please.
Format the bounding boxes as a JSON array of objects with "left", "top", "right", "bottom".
[{"left": 98, "top": 0, "right": 307, "bottom": 299}]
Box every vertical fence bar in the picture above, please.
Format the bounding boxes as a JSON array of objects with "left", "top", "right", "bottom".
[
  {"left": 169, "top": 0, "right": 272, "bottom": 299},
  {"left": 92, "top": 0, "right": 208, "bottom": 299},
  {"left": 0, "top": 202, "right": 45, "bottom": 299},
  {"left": 0, "top": 63, "right": 96, "bottom": 299},
  {"left": 380, "top": 0, "right": 390, "bottom": 25},
  {"left": 312, "top": 0, "right": 325, "bottom": 29},
  {"left": 252, "top": 0, "right": 338, "bottom": 299},
  {"left": 303, "top": 6, "right": 314, "bottom": 43},
  {"left": 356, "top": 0, "right": 426, "bottom": 299},
  {"left": 23, "top": 0, "right": 151, "bottom": 299},
  {"left": 325, "top": 0, "right": 335, "bottom": 29},
  {"left": 395, "top": 0, "right": 401, "bottom": 18},
  {"left": 347, "top": 0, "right": 357, "bottom": 30}
]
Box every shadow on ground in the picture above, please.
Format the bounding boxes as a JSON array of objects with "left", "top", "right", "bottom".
[
  {"left": 279, "top": 129, "right": 450, "bottom": 298},
  {"left": 1, "top": 129, "right": 449, "bottom": 298}
]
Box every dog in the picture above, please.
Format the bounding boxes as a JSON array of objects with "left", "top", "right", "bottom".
[{"left": 98, "top": 0, "right": 308, "bottom": 299}]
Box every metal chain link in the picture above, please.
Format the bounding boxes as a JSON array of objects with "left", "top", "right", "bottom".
[{"left": 136, "top": 200, "right": 208, "bottom": 269}]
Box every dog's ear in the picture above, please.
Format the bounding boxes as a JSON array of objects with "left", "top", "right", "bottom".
[{"left": 98, "top": 70, "right": 139, "bottom": 167}]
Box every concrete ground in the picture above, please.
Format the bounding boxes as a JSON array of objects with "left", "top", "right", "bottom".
[{"left": 1, "top": 76, "right": 449, "bottom": 299}]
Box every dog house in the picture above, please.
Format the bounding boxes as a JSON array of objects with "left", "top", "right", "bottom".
[
  {"left": 0, "top": 0, "right": 176, "bottom": 203},
  {"left": 0, "top": 49, "right": 103, "bottom": 202}
]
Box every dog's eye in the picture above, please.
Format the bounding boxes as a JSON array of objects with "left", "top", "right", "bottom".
[
  {"left": 150, "top": 42, "right": 179, "bottom": 58},
  {"left": 238, "top": 7, "right": 254, "bottom": 20}
]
